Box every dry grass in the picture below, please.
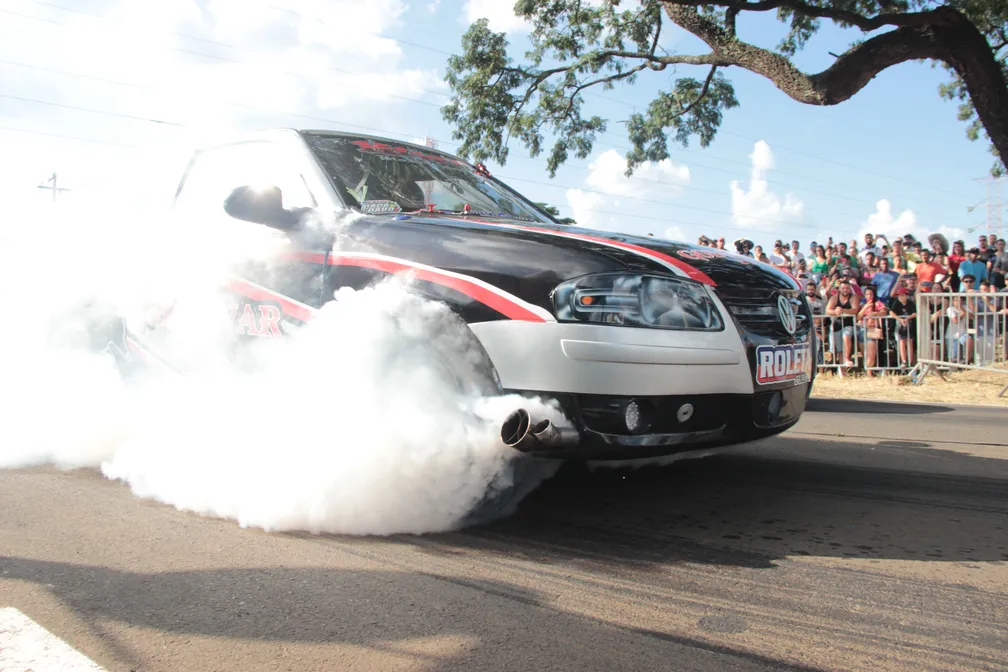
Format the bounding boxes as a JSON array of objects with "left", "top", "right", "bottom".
[{"left": 811, "top": 367, "right": 1008, "bottom": 407}]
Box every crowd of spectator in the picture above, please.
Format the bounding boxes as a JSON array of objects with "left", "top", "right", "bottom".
[{"left": 695, "top": 231, "right": 1008, "bottom": 374}]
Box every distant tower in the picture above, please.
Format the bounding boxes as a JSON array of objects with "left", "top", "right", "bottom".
[{"left": 973, "top": 176, "right": 1005, "bottom": 238}]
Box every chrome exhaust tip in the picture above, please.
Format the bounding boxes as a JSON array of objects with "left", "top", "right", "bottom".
[
  {"left": 501, "top": 408, "right": 539, "bottom": 452},
  {"left": 531, "top": 418, "right": 580, "bottom": 447},
  {"left": 502, "top": 409, "right": 581, "bottom": 452}
]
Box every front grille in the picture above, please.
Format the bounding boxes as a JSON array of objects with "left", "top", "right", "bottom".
[{"left": 716, "top": 286, "right": 810, "bottom": 337}]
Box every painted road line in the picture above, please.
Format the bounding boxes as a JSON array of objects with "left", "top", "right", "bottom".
[{"left": 0, "top": 607, "right": 106, "bottom": 671}]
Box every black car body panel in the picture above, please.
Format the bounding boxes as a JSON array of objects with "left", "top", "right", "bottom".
[{"left": 106, "top": 128, "right": 815, "bottom": 460}]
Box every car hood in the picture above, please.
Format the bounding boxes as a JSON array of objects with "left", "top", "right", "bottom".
[{"left": 344, "top": 214, "right": 799, "bottom": 292}]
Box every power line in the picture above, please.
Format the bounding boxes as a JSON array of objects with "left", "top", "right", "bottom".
[
  {"left": 0, "top": 53, "right": 965, "bottom": 224},
  {"left": 0, "top": 93, "right": 867, "bottom": 233},
  {"left": 495, "top": 172, "right": 867, "bottom": 231},
  {"left": 248, "top": 1, "right": 973, "bottom": 199},
  {"left": 0, "top": 121, "right": 861, "bottom": 239},
  {"left": 0, "top": 124, "right": 138, "bottom": 147},
  {"left": 10, "top": 0, "right": 975, "bottom": 203},
  {"left": 0, "top": 62, "right": 836, "bottom": 204},
  {"left": 0, "top": 6, "right": 971, "bottom": 233},
  {"left": 0, "top": 86, "right": 875, "bottom": 222},
  {"left": 6, "top": 3, "right": 451, "bottom": 102},
  {"left": 0, "top": 94, "right": 183, "bottom": 126}
]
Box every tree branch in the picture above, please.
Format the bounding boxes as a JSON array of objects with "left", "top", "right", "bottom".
[
  {"left": 502, "top": 65, "right": 570, "bottom": 145},
  {"left": 663, "top": 4, "right": 963, "bottom": 105},
  {"left": 660, "top": 1, "right": 1008, "bottom": 167},
  {"left": 666, "top": 0, "right": 939, "bottom": 31},
  {"left": 725, "top": 6, "right": 740, "bottom": 36},
  {"left": 680, "top": 65, "right": 719, "bottom": 117}
]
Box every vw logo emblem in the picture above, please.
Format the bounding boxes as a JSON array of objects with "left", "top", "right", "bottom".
[{"left": 777, "top": 295, "right": 797, "bottom": 335}]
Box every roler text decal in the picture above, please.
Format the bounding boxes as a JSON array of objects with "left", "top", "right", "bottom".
[{"left": 755, "top": 343, "right": 812, "bottom": 385}]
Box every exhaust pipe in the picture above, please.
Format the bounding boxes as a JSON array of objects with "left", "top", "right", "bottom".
[
  {"left": 531, "top": 418, "right": 580, "bottom": 447},
  {"left": 501, "top": 408, "right": 540, "bottom": 452},
  {"left": 501, "top": 409, "right": 580, "bottom": 452}
]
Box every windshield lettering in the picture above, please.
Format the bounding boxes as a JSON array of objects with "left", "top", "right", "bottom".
[{"left": 306, "top": 133, "right": 550, "bottom": 223}]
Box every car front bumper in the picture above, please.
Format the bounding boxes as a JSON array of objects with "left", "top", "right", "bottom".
[
  {"left": 469, "top": 320, "right": 757, "bottom": 397},
  {"left": 502, "top": 384, "right": 810, "bottom": 460},
  {"left": 470, "top": 320, "right": 812, "bottom": 460}
]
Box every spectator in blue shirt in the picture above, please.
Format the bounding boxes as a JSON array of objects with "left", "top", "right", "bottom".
[
  {"left": 958, "top": 247, "right": 989, "bottom": 284},
  {"left": 873, "top": 257, "right": 900, "bottom": 301}
]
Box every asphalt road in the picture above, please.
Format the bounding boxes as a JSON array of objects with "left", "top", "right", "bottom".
[{"left": 2, "top": 398, "right": 1007, "bottom": 671}]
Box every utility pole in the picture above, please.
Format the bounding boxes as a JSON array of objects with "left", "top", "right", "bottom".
[
  {"left": 972, "top": 176, "right": 1004, "bottom": 239},
  {"left": 37, "top": 172, "right": 70, "bottom": 202}
]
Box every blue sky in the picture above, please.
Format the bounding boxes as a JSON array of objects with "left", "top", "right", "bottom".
[{"left": 0, "top": 0, "right": 1002, "bottom": 251}]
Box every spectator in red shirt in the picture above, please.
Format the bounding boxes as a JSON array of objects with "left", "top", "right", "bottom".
[{"left": 915, "top": 249, "right": 945, "bottom": 293}]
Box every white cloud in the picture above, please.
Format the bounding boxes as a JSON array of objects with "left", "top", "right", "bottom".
[
  {"left": 565, "top": 188, "right": 608, "bottom": 230},
  {"left": 662, "top": 226, "right": 687, "bottom": 242},
  {"left": 563, "top": 150, "right": 692, "bottom": 236},
  {"left": 861, "top": 199, "right": 918, "bottom": 240},
  {"left": 426, "top": 0, "right": 441, "bottom": 12},
  {"left": 463, "top": 0, "right": 530, "bottom": 33},
  {"left": 584, "top": 149, "right": 690, "bottom": 198},
  {"left": 859, "top": 199, "right": 965, "bottom": 245},
  {"left": 729, "top": 140, "right": 805, "bottom": 232}
]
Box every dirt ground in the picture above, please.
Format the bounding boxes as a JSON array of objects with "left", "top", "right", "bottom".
[{"left": 811, "top": 367, "right": 1008, "bottom": 407}]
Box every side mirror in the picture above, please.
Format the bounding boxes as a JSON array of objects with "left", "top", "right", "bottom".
[{"left": 223, "top": 185, "right": 301, "bottom": 231}]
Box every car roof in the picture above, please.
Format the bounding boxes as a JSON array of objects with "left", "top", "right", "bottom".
[{"left": 203, "top": 127, "right": 458, "bottom": 158}]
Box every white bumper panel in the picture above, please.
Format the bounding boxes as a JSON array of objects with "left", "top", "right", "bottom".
[{"left": 469, "top": 321, "right": 755, "bottom": 397}]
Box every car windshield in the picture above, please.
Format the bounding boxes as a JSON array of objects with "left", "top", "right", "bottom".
[{"left": 303, "top": 133, "right": 550, "bottom": 222}]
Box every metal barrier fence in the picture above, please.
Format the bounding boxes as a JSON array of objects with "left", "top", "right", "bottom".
[
  {"left": 811, "top": 291, "right": 1008, "bottom": 396},
  {"left": 811, "top": 314, "right": 909, "bottom": 376},
  {"left": 913, "top": 291, "right": 1008, "bottom": 396}
]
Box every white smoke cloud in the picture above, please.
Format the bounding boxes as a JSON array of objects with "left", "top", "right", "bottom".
[
  {"left": 729, "top": 140, "right": 805, "bottom": 232},
  {"left": 0, "top": 191, "right": 567, "bottom": 535}
]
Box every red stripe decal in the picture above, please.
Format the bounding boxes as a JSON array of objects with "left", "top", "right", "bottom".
[
  {"left": 782, "top": 268, "right": 802, "bottom": 290},
  {"left": 125, "top": 336, "right": 152, "bottom": 362},
  {"left": 227, "top": 278, "right": 317, "bottom": 323},
  {"left": 323, "top": 253, "right": 549, "bottom": 322},
  {"left": 465, "top": 220, "right": 717, "bottom": 287}
]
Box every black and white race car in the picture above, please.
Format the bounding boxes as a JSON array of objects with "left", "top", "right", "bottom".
[{"left": 82, "top": 128, "right": 816, "bottom": 464}]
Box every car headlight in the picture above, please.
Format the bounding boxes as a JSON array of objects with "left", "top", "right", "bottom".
[{"left": 551, "top": 272, "right": 724, "bottom": 331}]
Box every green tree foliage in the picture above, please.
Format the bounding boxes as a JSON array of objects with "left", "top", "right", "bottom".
[
  {"left": 535, "top": 201, "right": 578, "bottom": 224},
  {"left": 442, "top": 0, "right": 1008, "bottom": 178}
]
